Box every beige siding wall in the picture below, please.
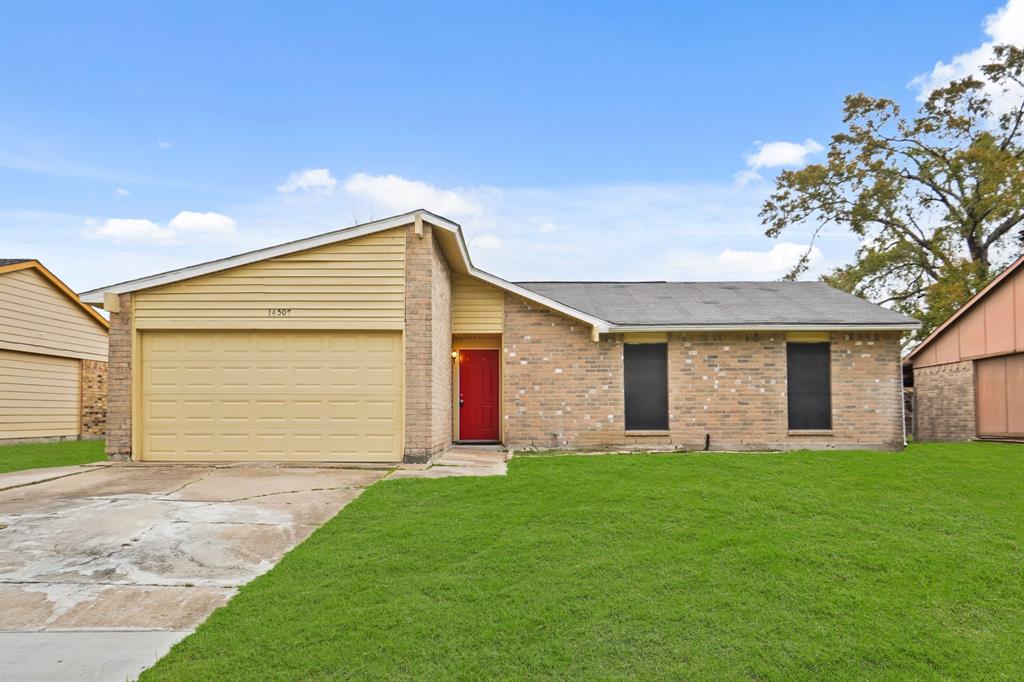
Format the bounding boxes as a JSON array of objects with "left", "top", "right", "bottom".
[
  {"left": 452, "top": 274, "right": 503, "bottom": 334},
  {"left": 0, "top": 349, "right": 80, "bottom": 440},
  {"left": 0, "top": 268, "right": 108, "bottom": 361},
  {"left": 133, "top": 228, "right": 406, "bottom": 330}
]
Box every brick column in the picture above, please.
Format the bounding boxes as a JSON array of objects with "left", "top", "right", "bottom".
[
  {"left": 106, "top": 293, "right": 133, "bottom": 460},
  {"left": 403, "top": 223, "right": 452, "bottom": 462},
  {"left": 80, "top": 359, "right": 108, "bottom": 438}
]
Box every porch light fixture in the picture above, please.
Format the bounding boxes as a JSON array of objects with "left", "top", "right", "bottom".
[{"left": 451, "top": 350, "right": 459, "bottom": 359}]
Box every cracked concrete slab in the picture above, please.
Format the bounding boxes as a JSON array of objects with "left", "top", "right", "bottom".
[
  {"left": 163, "top": 466, "right": 384, "bottom": 502},
  {"left": 386, "top": 446, "right": 509, "bottom": 480},
  {"left": 387, "top": 464, "right": 508, "bottom": 479},
  {"left": 0, "top": 583, "right": 234, "bottom": 630},
  {"left": 0, "top": 463, "right": 387, "bottom": 681},
  {"left": 0, "top": 464, "right": 108, "bottom": 492}
]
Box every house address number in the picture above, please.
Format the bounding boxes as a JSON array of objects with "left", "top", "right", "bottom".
[{"left": 267, "top": 307, "right": 292, "bottom": 317}]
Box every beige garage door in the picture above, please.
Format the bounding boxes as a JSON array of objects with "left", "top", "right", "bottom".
[
  {"left": 0, "top": 349, "right": 80, "bottom": 440},
  {"left": 141, "top": 330, "right": 402, "bottom": 462}
]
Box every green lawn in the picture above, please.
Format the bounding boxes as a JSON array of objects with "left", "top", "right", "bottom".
[
  {"left": 0, "top": 438, "right": 106, "bottom": 474},
  {"left": 143, "top": 442, "right": 1023, "bottom": 681}
]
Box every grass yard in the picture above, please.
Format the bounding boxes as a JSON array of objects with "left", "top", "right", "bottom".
[
  {"left": 0, "top": 438, "right": 106, "bottom": 474},
  {"left": 143, "top": 442, "right": 1022, "bottom": 681}
]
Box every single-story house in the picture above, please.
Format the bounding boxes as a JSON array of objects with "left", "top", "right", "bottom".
[
  {"left": 906, "top": 254, "right": 1023, "bottom": 441},
  {"left": 80, "top": 210, "right": 918, "bottom": 463},
  {"left": 1, "top": 259, "right": 109, "bottom": 443}
]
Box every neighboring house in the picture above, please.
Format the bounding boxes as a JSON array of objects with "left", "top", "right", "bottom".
[
  {"left": 905, "top": 255, "right": 1024, "bottom": 441},
  {"left": 80, "top": 210, "right": 918, "bottom": 463},
  {"left": 1, "top": 259, "right": 109, "bottom": 443}
]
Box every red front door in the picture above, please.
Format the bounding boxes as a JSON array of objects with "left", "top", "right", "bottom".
[{"left": 459, "top": 349, "right": 500, "bottom": 441}]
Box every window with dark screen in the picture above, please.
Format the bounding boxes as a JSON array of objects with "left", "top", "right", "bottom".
[
  {"left": 786, "top": 342, "right": 831, "bottom": 430},
  {"left": 624, "top": 343, "right": 668, "bottom": 430}
]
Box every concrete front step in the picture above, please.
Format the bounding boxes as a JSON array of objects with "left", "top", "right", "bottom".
[{"left": 387, "top": 445, "right": 509, "bottom": 480}]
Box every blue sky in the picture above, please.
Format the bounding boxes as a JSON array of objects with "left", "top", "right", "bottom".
[{"left": 1, "top": 0, "right": 1018, "bottom": 292}]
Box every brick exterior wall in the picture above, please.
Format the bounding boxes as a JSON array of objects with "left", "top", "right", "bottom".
[
  {"left": 913, "top": 361, "right": 976, "bottom": 441},
  {"left": 403, "top": 224, "right": 453, "bottom": 462},
  {"left": 106, "top": 293, "right": 133, "bottom": 460},
  {"left": 665, "top": 330, "right": 903, "bottom": 450},
  {"left": 430, "top": 233, "right": 453, "bottom": 451},
  {"left": 503, "top": 294, "right": 625, "bottom": 448},
  {"left": 503, "top": 292, "right": 905, "bottom": 451},
  {"left": 80, "top": 359, "right": 107, "bottom": 438}
]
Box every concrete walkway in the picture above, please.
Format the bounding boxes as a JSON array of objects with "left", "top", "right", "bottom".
[
  {"left": 0, "top": 448, "right": 508, "bottom": 680},
  {"left": 0, "top": 463, "right": 388, "bottom": 681},
  {"left": 1, "top": 630, "right": 191, "bottom": 682}
]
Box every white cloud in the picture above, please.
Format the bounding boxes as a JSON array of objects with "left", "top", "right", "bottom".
[
  {"left": 736, "top": 139, "right": 824, "bottom": 185},
  {"left": 114, "top": 187, "right": 130, "bottom": 197},
  {"left": 746, "top": 139, "right": 824, "bottom": 170},
  {"left": 666, "top": 242, "right": 829, "bottom": 281},
  {"left": 84, "top": 211, "right": 237, "bottom": 245},
  {"left": 473, "top": 234, "right": 503, "bottom": 249},
  {"left": 343, "top": 172, "right": 483, "bottom": 216},
  {"left": 910, "top": 0, "right": 1024, "bottom": 114},
  {"left": 48, "top": 170, "right": 854, "bottom": 290},
  {"left": 85, "top": 218, "right": 177, "bottom": 244},
  {"left": 167, "top": 210, "right": 237, "bottom": 234},
  {"left": 733, "top": 169, "right": 764, "bottom": 187},
  {"left": 157, "top": 140, "right": 173, "bottom": 150},
  {"left": 277, "top": 168, "right": 338, "bottom": 195}
]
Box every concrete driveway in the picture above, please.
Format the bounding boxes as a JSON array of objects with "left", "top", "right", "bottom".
[{"left": 0, "top": 462, "right": 388, "bottom": 681}]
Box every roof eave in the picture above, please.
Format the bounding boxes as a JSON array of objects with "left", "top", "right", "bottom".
[
  {"left": 904, "top": 254, "right": 1024, "bottom": 362},
  {"left": 79, "top": 210, "right": 462, "bottom": 304},
  {"left": 607, "top": 323, "right": 921, "bottom": 333},
  {"left": 2, "top": 259, "right": 110, "bottom": 329}
]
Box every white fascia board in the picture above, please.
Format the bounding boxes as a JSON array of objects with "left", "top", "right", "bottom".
[
  {"left": 80, "top": 210, "right": 449, "bottom": 304},
  {"left": 463, "top": 268, "right": 611, "bottom": 330},
  {"left": 431, "top": 223, "right": 612, "bottom": 330},
  {"left": 606, "top": 323, "right": 921, "bottom": 333}
]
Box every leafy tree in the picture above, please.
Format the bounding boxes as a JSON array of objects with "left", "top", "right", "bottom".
[{"left": 761, "top": 44, "right": 1024, "bottom": 338}]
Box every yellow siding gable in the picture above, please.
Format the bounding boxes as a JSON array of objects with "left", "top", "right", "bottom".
[
  {"left": 452, "top": 275, "right": 503, "bottom": 334},
  {"left": 0, "top": 268, "right": 108, "bottom": 361},
  {"left": 134, "top": 228, "right": 406, "bottom": 330}
]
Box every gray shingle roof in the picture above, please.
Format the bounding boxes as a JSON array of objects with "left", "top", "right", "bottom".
[
  {"left": 0, "top": 259, "right": 31, "bottom": 267},
  {"left": 514, "top": 281, "right": 918, "bottom": 327}
]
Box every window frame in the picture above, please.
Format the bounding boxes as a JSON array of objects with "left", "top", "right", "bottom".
[
  {"left": 623, "top": 342, "right": 669, "bottom": 432},
  {"left": 785, "top": 341, "right": 833, "bottom": 431}
]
